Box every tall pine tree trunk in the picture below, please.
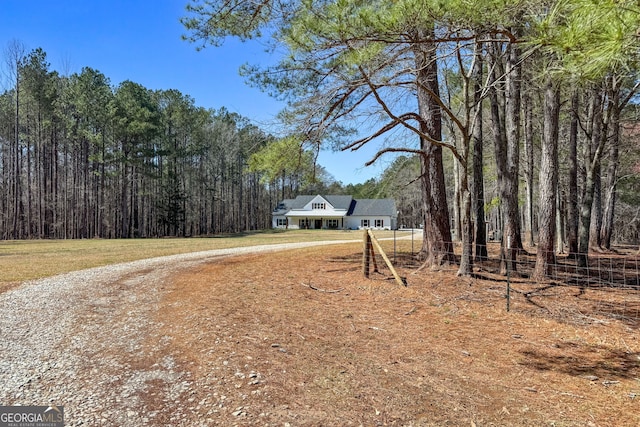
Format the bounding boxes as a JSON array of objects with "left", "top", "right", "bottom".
[
  {"left": 419, "top": 144, "right": 454, "bottom": 266},
  {"left": 414, "top": 31, "right": 454, "bottom": 266},
  {"left": 600, "top": 93, "right": 621, "bottom": 249},
  {"left": 503, "top": 31, "right": 524, "bottom": 259},
  {"left": 457, "top": 144, "right": 473, "bottom": 276},
  {"left": 589, "top": 161, "right": 603, "bottom": 250},
  {"left": 534, "top": 77, "right": 560, "bottom": 279},
  {"left": 452, "top": 159, "right": 461, "bottom": 242},
  {"left": 489, "top": 40, "right": 520, "bottom": 275},
  {"left": 577, "top": 84, "right": 605, "bottom": 267},
  {"left": 121, "top": 150, "right": 130, "bottom": 239},
  {"left": 567, "top": 89, "right": 579, "bottom": 256},
  {"left": 523, "top": 86, "right": 535, "bottom": 247},
  {"left": 12, "top": 53, "right": 21, "bottom": 239},
  {"left": 472, "top": 41, "right": 487, "bottom": 261}
]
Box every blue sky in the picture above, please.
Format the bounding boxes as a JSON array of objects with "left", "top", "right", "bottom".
[{"left": 0, "top": 0, "right": 391, "bottom": 184}]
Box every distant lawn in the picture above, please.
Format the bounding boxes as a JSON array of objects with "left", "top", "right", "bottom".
[{"left": 0, "top": 229, "right": 411, "bottom": 290}]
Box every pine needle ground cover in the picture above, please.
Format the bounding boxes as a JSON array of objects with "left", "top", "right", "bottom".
[{"left": 156, "top": 244, "right": 639, "bottom": 426}]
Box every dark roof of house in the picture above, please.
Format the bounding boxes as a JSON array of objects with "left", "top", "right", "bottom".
[
  {"left": 349, "top": 198, "right": 396, "bottom": 216},
  {"left": 275, "top": 195, "right": 396, "bottom": 217}
]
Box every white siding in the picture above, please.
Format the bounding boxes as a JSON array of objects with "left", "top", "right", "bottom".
[
  {"left": 273, "top": 216, "right": 290, "bottom": 229},
  {"left": 345, "top": 216, "right": 392, "bottom": 230}
]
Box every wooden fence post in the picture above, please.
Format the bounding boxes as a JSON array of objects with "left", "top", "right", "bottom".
[
  {"left": 370, "top": 237, "right": 379, "bottom": 273},
  {"left": 368, "top": 230, "right": 407, "bottom": 286},
  {"left": 363, "top": 230, "right": 370, "bottom": 278}
]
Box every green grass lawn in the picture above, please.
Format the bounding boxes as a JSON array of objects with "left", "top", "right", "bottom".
[{"left": 0, "top": 229, "right": 412, "bottom": 287}]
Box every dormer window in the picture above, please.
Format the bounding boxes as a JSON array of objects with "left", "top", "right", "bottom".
[{"left": 312, "top": 202, "right": 326, "bottom": 210}]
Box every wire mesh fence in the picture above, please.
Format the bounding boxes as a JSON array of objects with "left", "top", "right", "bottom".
[
  {"left": 498, "top": 246, "right": 640, "bottom": 325},
  {"left": 380, "top": 233, "right": 640, "bottom": 326}
]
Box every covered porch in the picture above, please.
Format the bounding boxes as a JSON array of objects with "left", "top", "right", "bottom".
[{"left": 285, "top": 213, "right": 346, "bottom": 230}]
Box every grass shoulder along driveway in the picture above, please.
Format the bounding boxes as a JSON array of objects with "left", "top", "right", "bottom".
[{"left": 0, "top": 229, "right": 415, "bottom": 292}]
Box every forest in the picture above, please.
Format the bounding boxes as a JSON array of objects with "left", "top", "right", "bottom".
[
  {"left": 0, "top": 42, "right": 415, "bottom": 240},
  {"left": 2, "top": 0, "right": 640, "bottom": 280},
  {"left": 0, "top": 44, "right": 420, "bottom": 240},
  {"left": 0, "top": 44, "right": 308, "bottom": 239}
]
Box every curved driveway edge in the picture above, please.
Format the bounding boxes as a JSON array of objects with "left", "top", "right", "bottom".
[{"left": 0, "top": 238, "right": 365, "bottom": 425}]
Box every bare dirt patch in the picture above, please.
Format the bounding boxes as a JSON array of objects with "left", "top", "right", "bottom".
[
  {"left": 153, "top": 244, "right": 640, "bottom": 426},
  {"left": 0, "top": 281, "right": 21, "bottom": 294}
]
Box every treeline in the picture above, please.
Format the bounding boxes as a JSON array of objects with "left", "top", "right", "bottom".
[
  {"left": 0, "top": 44, "right": 282, "bottom": 239},
  {"left": 1, "top": 42, "right": 424, "bottom": 240}
]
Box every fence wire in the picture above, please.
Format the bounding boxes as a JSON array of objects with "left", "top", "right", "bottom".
[
  {"left": 383, "top": 236, "right": 640, "bottom": 326},
  {"left": 501, "top": 246, "right": 640, "bottom": 325}
]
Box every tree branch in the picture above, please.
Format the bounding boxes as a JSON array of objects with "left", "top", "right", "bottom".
[
  {"left": 342, "top": 112, "right": 422, "bottom": 151},
  {"left": 365, "top": 147, "right": 425, "bottom": 167},
  {"left": 355, "top": 62, "right": 459, "bottom": 157}
]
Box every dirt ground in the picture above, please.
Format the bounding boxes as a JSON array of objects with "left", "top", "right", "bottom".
[{"left": 151, "top": 242, "right": 639, "bottom": 426}]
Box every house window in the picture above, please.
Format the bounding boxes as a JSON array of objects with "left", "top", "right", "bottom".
[
  {"left": 326, "top": 219, "right": 339, "bottom": 229},
  {"left": 300, "top": 219, "right": 310, "bottom": 229},
  {"left": 361, "top": 219, "right": 370, "bottom": 228},
  {"left": 375, "top": 219, "right": 384, "bottom": 228},
  {"left": 276, "top": 218, "right": 287, "bottom": 227},
  {"left": 312, "top": 202, "right": 326, "bottom": 210}
]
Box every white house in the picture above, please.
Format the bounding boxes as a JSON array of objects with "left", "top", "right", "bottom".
[{"left": 272, "top": 194, "right": 397, "bottom": 230}]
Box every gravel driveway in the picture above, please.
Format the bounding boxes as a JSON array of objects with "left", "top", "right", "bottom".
[{"left": 0, "top": 240, "right": 360, "bottom": 426}]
